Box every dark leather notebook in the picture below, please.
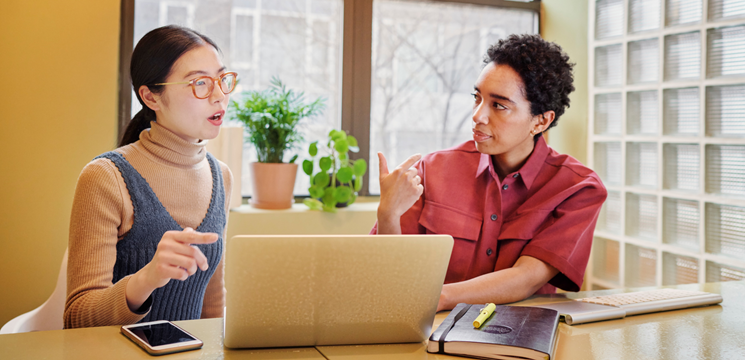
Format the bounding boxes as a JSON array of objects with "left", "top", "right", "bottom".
[{"left": 427, "top": 303, "right": 560, "bottom": 360}]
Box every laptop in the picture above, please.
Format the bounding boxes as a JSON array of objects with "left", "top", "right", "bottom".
[{"left": 223, "top": 234, "right": 454, "bottom": 349}]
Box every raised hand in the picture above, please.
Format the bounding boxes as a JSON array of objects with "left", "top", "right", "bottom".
[{"left": 377, "top": 152, "right": 423, "bottom": 230}]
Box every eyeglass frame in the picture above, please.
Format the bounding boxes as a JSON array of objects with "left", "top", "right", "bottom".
[{"left": 153, "top": 72, "right": 238, "bottom": 99}]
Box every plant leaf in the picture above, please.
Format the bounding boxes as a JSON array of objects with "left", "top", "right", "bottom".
[
  {"left": 334, "top": 186, "right": 352, "bottom": 203},
  {"left": 348, "top": 193, "right": 357, "bottom": 205},
  {"left": 309, "top": 185, "right": 325, "bottom": 199},
  {"left": 337, "top": 166, "right": 353, "bottom": 183},
  {"left": 353, "top": 159, "right": 367, "bottom": 176},
  {"left": 309, "top": 141, "right": 318, "bottom": 157},
  {"left": 347, "top": 135, "right": 358, "bottom": 147},
  {"left": 314, "top": 172, "right": 330, "bottom": 187},
  {"left": 303, "top": 198, "right": 323, "bottom": 210},
  {"left": 302, "top": 159, "right": 313, "bottom": 175},
  {"left": 334, "top": 139, "right": 349, "bottom": 154},
  {"left": 354, "top": 176, "right": 363, "bottom": 191},
  {"left": 329, "top": 129, "right": 345, "bottom": 142},
  {"left": 289, "top": 154, "right": 298, "bottom": 164},
  {"left": 319, "top": 156, "right": 332, "bottom": 172}
]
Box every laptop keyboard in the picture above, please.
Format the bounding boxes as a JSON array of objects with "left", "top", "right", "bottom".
[{"left": 576, "top": 288, "right": 712, "bottom": 307}]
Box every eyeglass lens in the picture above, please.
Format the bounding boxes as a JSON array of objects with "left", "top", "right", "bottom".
[{"left": 194, "top": 73, "right": 237, "bottom": 98}]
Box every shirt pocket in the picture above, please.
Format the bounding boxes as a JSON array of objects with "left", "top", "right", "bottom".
[
  {"left": 419, "top": 200, "right": 482, "bottom": 241},
  {"left": 497, "top": 209, "right": 554, "bottom": 241}
]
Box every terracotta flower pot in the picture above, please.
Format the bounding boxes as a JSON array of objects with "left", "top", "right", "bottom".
[{"left": 249, "top": 162, "right": 298, "bottom": 210}]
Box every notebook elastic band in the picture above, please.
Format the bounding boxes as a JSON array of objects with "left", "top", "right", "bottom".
[{"left": 438, "top": 304, "right": 472, "bottom": 354}]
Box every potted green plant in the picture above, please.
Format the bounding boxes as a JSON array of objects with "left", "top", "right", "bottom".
[
  {"left": 302, "top": 130, "right": 367, "bottom": 213},
  {"left": 230, "top": 76, "right": 325, "bottom": 209}
]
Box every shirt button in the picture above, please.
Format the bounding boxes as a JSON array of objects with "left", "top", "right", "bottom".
[
  {"left": 513, "top": 173, "right": 519, "bottom": 178},
  {"left": 502, "top": 184, "right": 509, "bottom": 190},
  {"left": 490, "top": 214, "right": 498, "bottom": 221},
  {"left": 486, "top": 248, "right": 493, "bottom": 256}
]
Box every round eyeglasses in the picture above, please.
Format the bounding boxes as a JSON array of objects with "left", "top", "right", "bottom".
[{"left": 153, "top": 72, "right": 238, "bottom": 99}]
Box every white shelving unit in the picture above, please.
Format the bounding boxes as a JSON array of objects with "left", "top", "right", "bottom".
[{"left": 587, "top": 0, "right": 745, "bottom": 290}]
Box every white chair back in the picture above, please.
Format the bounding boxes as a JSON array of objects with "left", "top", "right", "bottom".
[{"left": 0, "top": 248, "right": 67, "bottom": 334}]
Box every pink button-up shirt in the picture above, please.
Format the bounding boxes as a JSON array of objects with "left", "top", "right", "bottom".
[{"left": 372, "top": 136, "right": 607, "bottom": 294}]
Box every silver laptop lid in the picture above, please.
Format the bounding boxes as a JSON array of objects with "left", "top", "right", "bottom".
[{"left": 224, "top": 234, "right": 454, "bottom": 349}]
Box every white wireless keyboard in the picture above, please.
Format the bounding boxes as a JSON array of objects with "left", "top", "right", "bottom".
[
  {"left": 536, "top": 288, "right": 723, "bottom": 325},
  {"left": 575, "top": 288, "right": 723, "bottom": 317}
]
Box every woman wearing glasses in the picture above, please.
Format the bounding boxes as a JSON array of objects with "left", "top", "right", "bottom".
[{"left": 64, "top": 25, "right": 237, "bottom": 328}]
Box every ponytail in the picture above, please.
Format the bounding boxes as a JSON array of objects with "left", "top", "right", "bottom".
[{"left": 119, "top": 107, "right": 156, "bottom": 147}]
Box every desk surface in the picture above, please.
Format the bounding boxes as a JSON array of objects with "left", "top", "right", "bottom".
[{"left": 2, "top": 281, "right": 744, "bottom": 360}]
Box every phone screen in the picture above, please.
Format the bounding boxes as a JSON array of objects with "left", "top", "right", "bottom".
[{"left": 128, "top": 322, "right": 198, "bottom": 347}]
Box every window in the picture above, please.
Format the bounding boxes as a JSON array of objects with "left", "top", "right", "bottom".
[
  {"left": 367, "top": 0, "right": 538, "bottom": 193},
  {"left": 588, "top": 0, "right": 745, "bottom": 290},
  {"left": 121, "top": 0, "right": 541, "bottom": 197}
]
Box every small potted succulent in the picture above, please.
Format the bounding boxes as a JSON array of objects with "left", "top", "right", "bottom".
[
  {"left": 230, "top": 76, "right": 325, "bottom": 209},
  {"left": 303, "top": 130, "right": 367, "bottom": 213}
]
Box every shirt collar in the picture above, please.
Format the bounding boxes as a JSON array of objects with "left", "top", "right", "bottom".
[{"left": 475, "top": 135, "right": 550, "bottom": 190}]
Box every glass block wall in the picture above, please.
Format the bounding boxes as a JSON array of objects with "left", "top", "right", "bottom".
[{"left": 588, "top": 0, "right": 745, "bottom": 289}]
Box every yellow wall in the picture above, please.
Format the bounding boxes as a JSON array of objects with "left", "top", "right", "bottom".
[
  {"left": 0, "top": 0, "right": 120, "bottom": 325},
  {"left": 542, "top": 0, "right": 589, "bottom": 164}
]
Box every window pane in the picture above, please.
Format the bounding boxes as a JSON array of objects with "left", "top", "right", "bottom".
[
  {"left": 594, "top": 142, "right": 623, "bottom": 185},
  {"left": 662, "top": 252, "right": 699, "bottom": 285},
  {"left": 706, "top": 261, "right": 745, "bottom": 282},
  {"left": 629, "top": 0, "right": 660, "bottom": 33},
  {"left": 662, "top": 197, "right": 700, "bottom": 251},
  {"left": 625, "top": 243, "right": 657, "bottom": 286},
  {"left": 595, "top": 44, "right": 623, "bottom": 87},
  {"left": 665, "top": 0, "right": 702, "bottom": 27},
  {"left": 707, "top": 25, "right": 745, "bottom": 79},
  {"left": 626, "top": 142, "right": 658, "bottom": 188},
  {"left": 597, "top": 190, "right": 623, "bottom": 234},
  {"left": 706, "top": 202, "right": 745, "bottom": 259},
  {"left": 593, "top": 237, "right": 620, "bottom": 284},
  {"left": 663, "top": 87, "right": 700, "bottom": 135},
  {"left": 706, "top": 145, "right": 745, "bottom": 197},
  {"left": 134, "top": 0, "right": 344, "bottom": 197},
  {"left": 596, "top": 0, "right": 624, "bottom": 39},
  {"left": 706, "top": 84, "right": 745, "bottom": 137},
  {"left": 628, "top": 38, "right": 659, "bottom": 84},
  {"left": 627, "top": 91, "right": 659, "bottom": 135},
  {"left": 368, "top": 0, "right": 537, "bottom": 194},
  {"left": 626, "top": 192, "right": 658, "bottom": 241},
  {"left": 663, "top": 143, "right": 699, "bottom": 192},
  {"left": 664, "top": 32, "right": 701, "bottom": 81},
  {"left": 594, "top": 93, "right": 623, "bottom": 135},
  {"left": 708, "top": 0, "right": 745, "bottom": 22}
]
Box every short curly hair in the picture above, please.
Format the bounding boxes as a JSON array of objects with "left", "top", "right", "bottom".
[{"left": 485, "top": 34, "right": 575, "bottom": 130}]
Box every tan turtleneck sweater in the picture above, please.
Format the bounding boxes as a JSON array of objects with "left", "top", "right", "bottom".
[{"left": 65, "top": 121, "right": 232, "bottom": 329}]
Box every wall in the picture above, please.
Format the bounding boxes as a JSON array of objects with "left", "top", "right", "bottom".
[
  {"left": 541, "top": 0, "right": 589, "bottom": 164},
  {"left": 0, "top": 0, "right": 120, "bottom": 326}
]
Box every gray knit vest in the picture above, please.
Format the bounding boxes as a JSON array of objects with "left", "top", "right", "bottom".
[{"left": 95, "top": 151, "right": 225, "bottom": 323}]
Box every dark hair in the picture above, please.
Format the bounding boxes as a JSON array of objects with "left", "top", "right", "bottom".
[
  {"left": 120, "top": 25, "right": 220, "bottom": 147},
  {"left": 484, "top": 34, "right": 575, "bottom": 131}
]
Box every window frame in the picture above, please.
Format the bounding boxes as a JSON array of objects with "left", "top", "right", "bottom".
[{"left": 117, "top": 0, "right": 541, "bottom": 196}]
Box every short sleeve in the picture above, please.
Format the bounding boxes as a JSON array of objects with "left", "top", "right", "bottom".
[{"left": 519, "top": 178, "right": 608, "bottom": 291}]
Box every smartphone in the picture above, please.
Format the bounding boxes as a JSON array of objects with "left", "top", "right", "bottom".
[{"left": 121, "top": 320, "right": 203, "bottom": 355}]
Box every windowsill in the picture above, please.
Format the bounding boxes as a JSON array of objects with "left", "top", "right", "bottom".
[{"left": 227, "top": 200, "right": 380, "bottom": 237}]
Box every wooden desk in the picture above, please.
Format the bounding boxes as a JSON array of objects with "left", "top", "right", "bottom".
[{"left": 2, "top": 281, "right": 744, "bottom": 360}]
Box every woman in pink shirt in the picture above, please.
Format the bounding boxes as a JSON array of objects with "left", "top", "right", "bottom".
[{"left": 374, "top": 34, "right": 607, "bottom": 311}]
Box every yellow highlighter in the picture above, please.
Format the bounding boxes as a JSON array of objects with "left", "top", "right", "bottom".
[{"left": 473, "top": 303, "right": 496, "bottom": 328}]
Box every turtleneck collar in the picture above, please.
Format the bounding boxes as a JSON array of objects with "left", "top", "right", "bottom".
[{"left": 137, "top": 121, "right": 207, "bottom": 168}]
